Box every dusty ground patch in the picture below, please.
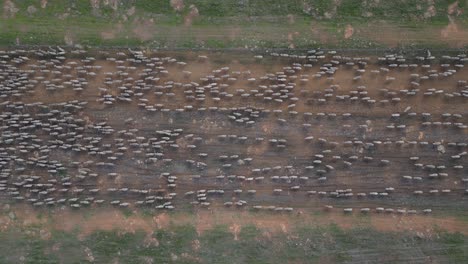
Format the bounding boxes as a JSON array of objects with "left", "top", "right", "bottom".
[
  {"left": 132, "top": 18, "right": 156, "bottom": 41},
  {"left": 344, "top": 24, "right": 354, "bottom": 39},
  {"left": 170, "top": 0, "right": 184, "bottom": 12},
  {"left": 4, "top": 206, "right": 468, "bottom": 236}
]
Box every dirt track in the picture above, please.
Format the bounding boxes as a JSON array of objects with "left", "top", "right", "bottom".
[{"left": 0, "top": 48, "right": 467, "bottom": 225}]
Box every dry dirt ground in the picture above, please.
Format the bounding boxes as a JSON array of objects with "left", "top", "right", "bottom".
[
  {"left": 1, "top": 205, "right": 467, "bottom": 240},
  {"left": 0, "top": 48, "right": 467, "bottom": 241}
]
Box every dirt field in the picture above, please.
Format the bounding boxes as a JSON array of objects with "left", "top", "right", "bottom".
[
  {"left": 1, "top": 47, "right": 468, "bottom": 262},
  {"left": 1, "top": 2, "right": 468, "bottom": 263},
  {"left": 3, "top": 49, "right": 467, "bottom": 210}
]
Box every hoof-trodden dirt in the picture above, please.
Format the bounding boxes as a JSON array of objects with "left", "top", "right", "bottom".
[{"left": 0, "top": 48, "right": 467, "bottom": 234}]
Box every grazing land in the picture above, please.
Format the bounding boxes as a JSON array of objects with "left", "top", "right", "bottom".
[
  {"left": 1, "top": 1, "right": 468, "bottom": 263},
  {"left": 1, "top": 0, "right": 468, "bottom": 48}
]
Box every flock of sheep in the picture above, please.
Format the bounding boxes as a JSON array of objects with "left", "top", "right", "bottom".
[{"left": 0, "top": 47, "right": 466, "bottom": 215}]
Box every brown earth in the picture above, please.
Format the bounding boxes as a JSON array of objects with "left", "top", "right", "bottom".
[
  {"left": 132, "top": 18, "right": 156, "bottom": 41},
  {"left": 170, "top": 0, "right": 185, "bottom": 12},
  {"left": 184, "top": 4, "right": 199, "bottom": 26},
  {"left": 1, "top": 50, "right": 467, "bottom": 246},
  {"left": 3, "top": 0, "right": 18, "bottom": 18},
  {"left": 344, "top": 24, "right": 354, "bottom": 39},
  {"left": 3, "top": 206, "right": 468, "bottom": 237}
]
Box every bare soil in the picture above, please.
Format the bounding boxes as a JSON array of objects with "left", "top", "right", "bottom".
[{"left": 0, "top": 48, "right": 467, "bottom": 239}]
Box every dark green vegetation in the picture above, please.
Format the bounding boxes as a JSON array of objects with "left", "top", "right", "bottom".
[
  {"left": 0, "top": 223, "right": 467, "bottom": 263},
  {"left": 1, "top": 0, "right": 467, "bottom": 48}
]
